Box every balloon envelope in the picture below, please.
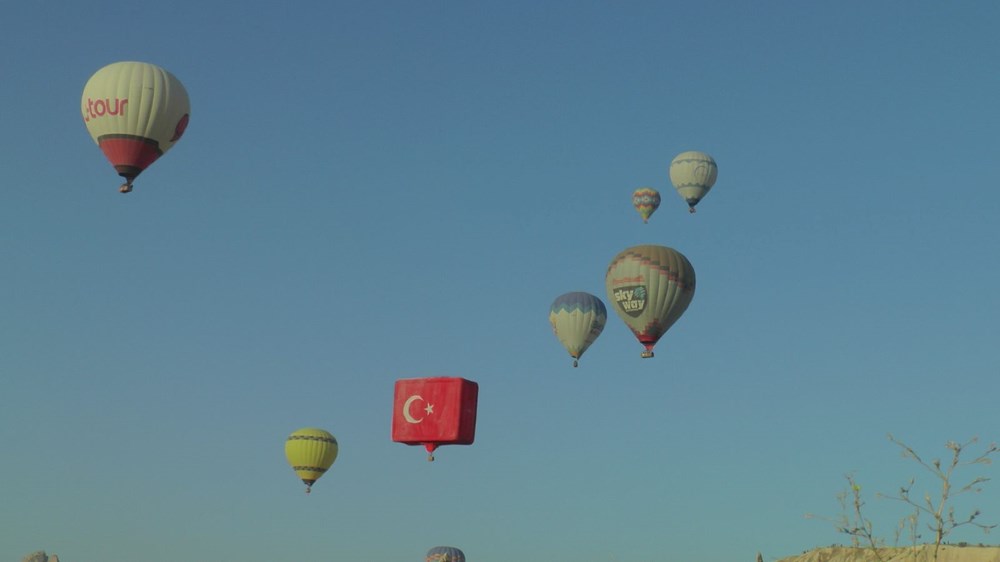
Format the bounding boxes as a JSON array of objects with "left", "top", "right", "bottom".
[
  {"left": 426, "top": 546, "right": 466, "bottom": 562},
  {"left": 549, "top": 292, "right": 607, "bottom": 367},
  {"left": 391, "top": 377, "right": 478, "bottom": 461},
  {"left": 82, "top": 61, "right": 190, "bottom": 192},
  {"left": 285, "top": 427, "right": 338, "bottom": 493},
  {"left": 669, "top": 151, "right": 717, "bottom": 212},
  {"left": 605, "top": 245, "right": 695, "bottom": 357},
  {"left": 632, "top": 187, "right": 661, "bottom": 223}
]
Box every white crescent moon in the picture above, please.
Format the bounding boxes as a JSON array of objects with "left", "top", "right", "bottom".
[{"left": 402, "top": 394, "right": 424, "bottom": 424}]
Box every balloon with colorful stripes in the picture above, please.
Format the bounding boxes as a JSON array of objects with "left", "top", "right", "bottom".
[{"left": 632, "top": 187, "right": 661, "bottom": 223}]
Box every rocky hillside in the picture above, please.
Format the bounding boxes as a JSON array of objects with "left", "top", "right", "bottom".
[
  {"left": 777, "top": 545, "right": 1000, "bottom": 562},
  {"left": 20, "top": 553, "right": 58, "bottom": 562}
]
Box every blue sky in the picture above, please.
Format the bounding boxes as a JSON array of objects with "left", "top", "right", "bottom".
[{"left": 3, "top": 2, "right": 1000, "bottom": 561}]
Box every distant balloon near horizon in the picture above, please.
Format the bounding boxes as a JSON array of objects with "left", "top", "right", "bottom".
[
  {"left": 632, "top": 187, "right": 661, "bottom": 223},
  {"left": 549, "top": 291, "right": 607, "bottom": 367},
  {"left": 284, "top": 427, "right": 338, "bottom": 493},
  {"left": 426, "top": 546, "right": 466, "bottom": 562},
  {"left": 669, "top": 151, "right": 718, "bottom": 212},
  {"left": 605, "top": 245, "right": 696, "bottom": 358},
  {"left": 82, "top": 61, "right": 190, "bottom": 193}
]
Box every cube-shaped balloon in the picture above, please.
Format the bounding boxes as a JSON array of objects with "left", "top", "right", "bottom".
[{"left": 391, "top": 377, "right": 478, "bottom": 459}]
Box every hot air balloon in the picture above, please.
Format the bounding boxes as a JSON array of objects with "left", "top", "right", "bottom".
[
  {"left": 392, "top": 377, "right": 478, "bottom": 461},
  {"left": 285, "top": 427, "right": 338, "bottom": 493},
  {"left": 632, "top": 187, "right": 661, "bottom": 223},
  {"left": 549, "top": 292, "right": 607, "bottom": 367},
  {"left": 426, "top": 546, "right": 466, "bottom": 562},
  {"left": 82, "top": 61, "right": 190, "bottom": 193},
  {"left": 605, "top": 245, "right": 695, "bottom": 358},
  {"left": 669, "top": 151, "right": 717, "bottom": 212}
]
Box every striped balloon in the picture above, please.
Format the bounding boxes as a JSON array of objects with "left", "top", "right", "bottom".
[
  {"left": 549, "top": 292, "right": 607, "bottom": 367},
  {"left": 632, "top": 187, "right": 661, "bottom": 223},
  {"left": 426, "top": 546, "right": 465, "bottom": 562},
  {"left": 605, "top": 245, "right": 695, "bottom": 358},
  {"left": 285, "top": 428, "right": 338, "bottom": 493},
  {"left": 669, "top": 151, "right": 717, "bottom": 212},
  {"left": 82, "top": 61, "right": 190, "bottom": 193}
]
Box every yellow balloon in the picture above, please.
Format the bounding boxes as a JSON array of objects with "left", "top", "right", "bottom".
[
  {"left": 82, "top": 61, "right": 190, "bottom": 193},
  {"left": 285, "top": 428, "right": 338, "bottom": 493},
  {"left": 669, "top": 151, "right": 718, "bottom": 212}
]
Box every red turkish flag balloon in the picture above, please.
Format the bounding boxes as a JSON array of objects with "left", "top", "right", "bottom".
[{"left": 391, "top": 377, "right": 478, "bottom": 461}]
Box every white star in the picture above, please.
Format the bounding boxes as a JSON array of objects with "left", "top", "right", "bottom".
[{"left": 424, "top": 403, "right": 434, "bottom": 415}]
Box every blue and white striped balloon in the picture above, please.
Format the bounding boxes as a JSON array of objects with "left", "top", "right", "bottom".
[
  {"left": 549, "top": 292, "right": 607, "bottom": 367},
  {"left": 426, "top": 546, "right": 465, "bottom": 562}
]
